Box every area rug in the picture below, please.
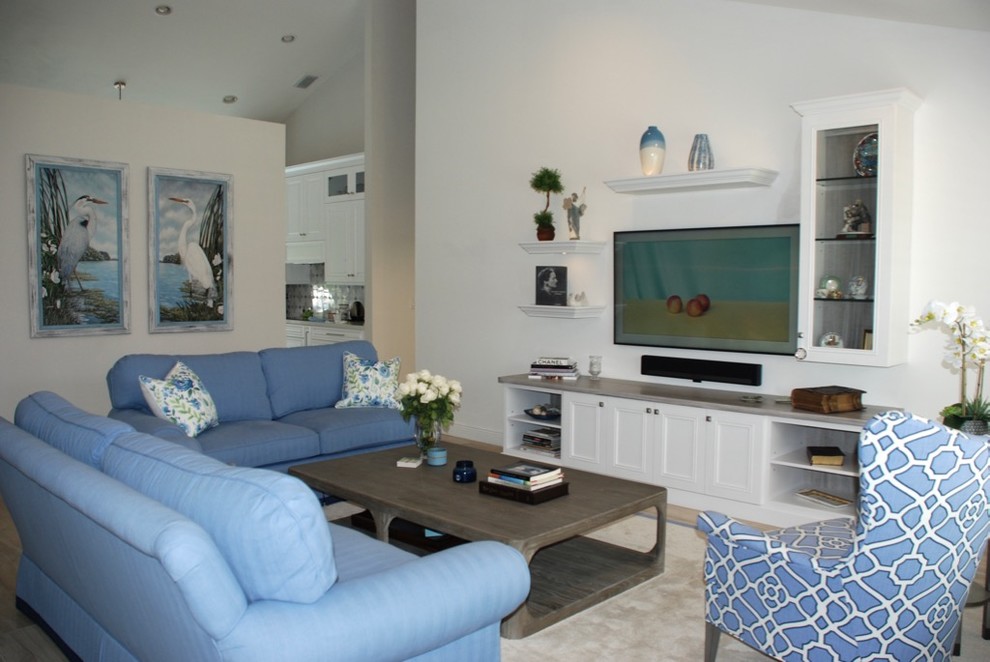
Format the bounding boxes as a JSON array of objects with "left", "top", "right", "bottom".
[{"left": 323, "top": 505, "right": 990, "bottom": 661}]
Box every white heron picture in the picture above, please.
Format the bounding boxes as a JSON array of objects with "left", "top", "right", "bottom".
[{"left": 150, "top": 168, "right": 231, "bottom": 332}]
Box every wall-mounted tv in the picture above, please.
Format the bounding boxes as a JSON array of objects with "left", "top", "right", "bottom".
[{"left": 614, "top": 224, "right": 799, "bottom": 355}]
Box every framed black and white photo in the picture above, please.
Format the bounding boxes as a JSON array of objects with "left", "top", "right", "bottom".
[
  {"left": 26, "top": 154, "right": 130, "bottom": 337},
  {"left": 535, "top": 266, "right": 567, "bottom": 306},
  {"left": 148, "top": 167, "right": 232, "bottom": 332}
]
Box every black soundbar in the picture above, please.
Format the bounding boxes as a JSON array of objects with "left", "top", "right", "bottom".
[{"left": 641, "top": 355, "right": 762, "bottom": 386}]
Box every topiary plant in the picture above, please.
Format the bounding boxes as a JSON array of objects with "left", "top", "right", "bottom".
[{"left": 530, "top": 167, "right": 564, "bottom": 228}]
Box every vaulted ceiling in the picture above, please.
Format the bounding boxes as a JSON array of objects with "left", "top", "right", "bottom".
[{"left": 0, "top": 1, "right": 986, "bottom": 123}]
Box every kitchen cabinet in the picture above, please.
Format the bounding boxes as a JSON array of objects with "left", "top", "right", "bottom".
[
  {"left": 500, "top": 374, "right": 892, "bottom": 527},
  {"left": 324, "top": 199, "right": 365, "bottom": 284},
  {"left": 285, "top": 322, "right": 364, "bottom": 347},
  {"left": 285, "top": 171, "right": 326, "bottom": 243},
  {"left": 323, "top": 154, "right": 365, "bottom": 202},
  {"left": 791, "top": 89, "right": 921, "bottom": 366}
]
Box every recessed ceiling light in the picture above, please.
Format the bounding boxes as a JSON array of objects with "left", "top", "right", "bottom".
[
  {"left": 281, "top": 35, "right": 296, "bottom": 43},
  {"left": 223, "top": 95, "right": 238, "bottom": 104},
  {"left": 155, "top": 5, "right": 172, "bottom": 16}
]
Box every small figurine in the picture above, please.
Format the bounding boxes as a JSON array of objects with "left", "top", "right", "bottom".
[
  {"left": 563, "top": 187, "right": 587, "bottom": 240},
  {"left": 841, "top": 199, "right": 872, "bottom": 234}
]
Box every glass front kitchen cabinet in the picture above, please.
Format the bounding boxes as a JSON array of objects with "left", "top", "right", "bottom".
[{"left": 791, "top": 89, "right": 921, "bottom": 367}]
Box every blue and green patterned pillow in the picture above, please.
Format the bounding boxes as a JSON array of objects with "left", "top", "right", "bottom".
[
  {"left": 334, "top": 351, "right": 400, "bottom": 409},
  {"left": 139, "top": 361, "right": 219, "bottom": 437}
]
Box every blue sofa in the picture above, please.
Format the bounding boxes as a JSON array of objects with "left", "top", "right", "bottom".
[
  {"left": 105, "top": 340, "right": 415, "bottom": 471},
  {"left": 0, "top": 391, "right": 531, "bottom": 661}
]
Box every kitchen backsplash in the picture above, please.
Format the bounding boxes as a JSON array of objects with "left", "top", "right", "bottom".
[{"left": 286, "top": 283, "right": 365, "bottom": 321}]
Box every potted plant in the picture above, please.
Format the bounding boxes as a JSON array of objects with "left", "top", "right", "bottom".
[
  {"left": 913, "top": 300, "right": 990, "bottom": 432},
  {"left": 530, "top": 167, "right": 563, "bottom": 241}
]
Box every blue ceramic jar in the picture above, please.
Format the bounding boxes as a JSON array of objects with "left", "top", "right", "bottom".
[{"left": 453, "top": 460, "right": 477, "bottom": 483}]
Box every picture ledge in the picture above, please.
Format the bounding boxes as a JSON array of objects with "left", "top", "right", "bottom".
[
  {"left": 604, "top": 167, "right": 779, "bottom": 194},
  {"left": 519, "top": 305, "right": 606, "bottom": 318},
  {"left": 519, "top": 240, "right": 606, "bottom": 254}
]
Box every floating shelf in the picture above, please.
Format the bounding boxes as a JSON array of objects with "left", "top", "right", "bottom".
[
  {"left": 604, "top": 167, "right": 779, "bottom": 194},
  {"left": 519, "top": 240, "right": 606, "bottom": 254},
  {"left": 519, "top": 305, "right": 606, "bottom": 318}
]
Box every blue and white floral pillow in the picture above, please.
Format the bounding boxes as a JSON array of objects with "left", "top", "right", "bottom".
[
  {"left": 335, "top": 351, "right": 400, "bottom": 409},
  {"left": 138, "top": 361, "right": 219, "bottom": 437}
]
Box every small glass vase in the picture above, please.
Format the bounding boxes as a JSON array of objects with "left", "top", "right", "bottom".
[{"left": 416, "top": 419, "right": 444, "bottom": 455}]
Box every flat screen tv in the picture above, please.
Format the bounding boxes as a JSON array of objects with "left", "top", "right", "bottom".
[{"left": 614, "top": 224, "right": 799, "bottom": 355}]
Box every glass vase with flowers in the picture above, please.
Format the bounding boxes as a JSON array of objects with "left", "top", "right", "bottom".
[
  {"left": 912, "top": 300, "right": 990, "bottom": 432},
  {"left": 396, "top": 370, "right": 463, "bottom": 455}
]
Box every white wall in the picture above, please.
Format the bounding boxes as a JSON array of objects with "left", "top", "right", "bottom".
[
  {"left": 284, "top": 50, "right": 365, "bottom": 166},
  {"left": 416, "top": 0, "right": 990, "bottom": 444},
  {"left": 0, "top": 84, "right": 286, "bottom": 420}
]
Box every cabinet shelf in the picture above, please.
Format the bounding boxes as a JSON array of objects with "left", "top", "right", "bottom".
[
  {"left": 770, "top": 450, "right": 857, "bottom": 477},
  {"left": 604, "top": 167, "right": 778, "bottom": 194},
  {"left": 519, "top": 305, "right": 606, "bottom": 318},
  {"left": 519, "top": 240, "right": 605, "bottom": 254}
]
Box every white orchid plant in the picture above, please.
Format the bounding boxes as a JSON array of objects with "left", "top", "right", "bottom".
[
  {"left": 912, "top": 300, "right": 990, "bottom": 420},
  {"left": 396, "top": 370, "right": 463, "bottom": 449}
]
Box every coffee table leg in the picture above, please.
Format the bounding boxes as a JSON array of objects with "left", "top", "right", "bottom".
[{"left": 369, "top": 510, "right": 396, "bottom": 544}]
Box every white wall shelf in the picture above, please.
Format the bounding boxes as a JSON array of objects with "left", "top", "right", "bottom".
[
  {"left": 604, "top": 167, "right": 778, "bottom": 194},
  {"left": 518, "top": 305, "right": 606, "bottom": 318},
  {"left": 519, "top": 240, "right": 606, "bottom": 254}
]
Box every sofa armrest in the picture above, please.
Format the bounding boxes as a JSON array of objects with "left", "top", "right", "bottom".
[
  {"left": 108, "top": 408, "right": 202, "bottom": 451},
  {"left": 218, "top": 540, "right": 530, "bottom": 662}
]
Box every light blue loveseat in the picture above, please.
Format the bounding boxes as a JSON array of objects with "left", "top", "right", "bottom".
[
  {"left": 0, "top": 391, "right": 531, "bottom": 661},
  {"left": 105, "top": 340, "right": 414, "bottom": 471}
]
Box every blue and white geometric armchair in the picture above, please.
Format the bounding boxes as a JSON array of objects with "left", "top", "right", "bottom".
[{"left": 698, "top": 411, "right": 990, "bottom": 661}]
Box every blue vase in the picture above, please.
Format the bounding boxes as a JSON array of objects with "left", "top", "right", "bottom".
[
  {"left": 688, "top": 133, "right": 714, "bottom": 171},
  {"left": 640, "top": 125, "right": 666, "bottom": 175}
]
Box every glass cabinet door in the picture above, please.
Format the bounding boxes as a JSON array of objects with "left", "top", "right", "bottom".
[
  {"left": 792, "top": 89, "right": 921, "bottom": 367},
  {"left": 811, "top": 124, "right": 879, "bottom": 352}
]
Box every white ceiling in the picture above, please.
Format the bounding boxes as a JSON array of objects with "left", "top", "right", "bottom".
[
  {"left": 0, "top": 0, "right": 364, "bottom": 123},
  {"left": 0, "top": 1, "right": 987, "bottom": 124}
]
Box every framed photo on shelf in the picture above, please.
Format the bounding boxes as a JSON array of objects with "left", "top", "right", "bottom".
[
  {"left": 26, "top": 154, "right": 130, "bottom": 338},
  {"left": 535, "top": 266, "right": 567, "bottom": 306},
  {"left": 148, "top": 167, "right": 232, "bottom": 333}
]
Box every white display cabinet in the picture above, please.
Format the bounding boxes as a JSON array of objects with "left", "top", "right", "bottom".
[{"left": 791, "top": 89, "right": 921, "bottom": 366}]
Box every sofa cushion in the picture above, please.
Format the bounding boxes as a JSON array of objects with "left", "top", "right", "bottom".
[
  {"left": 192, "top": 419, "right": 320, "bottom": 467},
  {"left": 102, "top": 433, "right": 336, "bottom": 604},
  {"left": 14, "top": 391, "right": 134, "bottom": 468},
  {"left": 334, "top": 352, "right": 401, "bottom": 409},
  {"left": 279, "top": 406, "right": 415, "bottom": 456},
  {"left": 107, "top": 352, "right": 273, "bottom": 423},
  {"left": 260, "top": 341, "right": 379, "bottom": 418},
  {"left": 139, "top": 362, "right": 219, "bottom": 437}
]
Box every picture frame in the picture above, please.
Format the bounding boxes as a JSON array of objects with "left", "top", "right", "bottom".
[
  {"left": 26, "top": 154, "right": 130, "bottom": 337},
  {"left": 148, "top": 167, "right": 233, "bottom": 333},
  {"left": 535, "top": 266, "right": 567, "bottom": 306},
  {"left": 862, "top": 329, "right": 874, "bottom": 351}
]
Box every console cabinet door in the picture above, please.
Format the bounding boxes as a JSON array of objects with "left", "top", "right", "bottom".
[
  {"left": 562, "top": 394, "right": 654, "bottom": 482},
  {"left": 607, "top": 399, "right": 654, "bottom": 482},
  {"left": 562, "top": 392, "right": 605, "bottom": 470},
  {"left": 705, "top": 411, "right": 765, "bottom": 504},
  {"left": 655, "top": 404, "right": 706, "bottom": 493}
]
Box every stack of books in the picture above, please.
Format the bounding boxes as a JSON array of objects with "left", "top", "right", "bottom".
[
  {"left": 529, "top": 356, "right": 579, "bottom": 380},
  {"left": 520, "top": 426, "right": 561, "bottom": 458},
  {"left": 479, "top": 461, "right": 568, "bottom": 504}
]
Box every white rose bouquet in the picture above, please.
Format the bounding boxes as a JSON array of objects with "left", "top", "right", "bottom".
[{"left": 396, "top": 370, "right": 463, "bottom": 451}]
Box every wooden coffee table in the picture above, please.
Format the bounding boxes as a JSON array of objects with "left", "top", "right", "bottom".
[{"left": 289, "top": 443, "right": 666, "bottom": 638}]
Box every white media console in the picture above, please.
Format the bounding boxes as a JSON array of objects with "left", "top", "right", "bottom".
[{"left": 500, "top": 373, "right": 896, "bottom": 527}]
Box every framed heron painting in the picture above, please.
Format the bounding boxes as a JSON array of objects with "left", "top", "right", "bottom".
[
  {"left": 26, "top": 154, "right": 130, "bottom": 338},
  {"left": 148, "top": 167, "right": 233, "bottom": 333}
]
